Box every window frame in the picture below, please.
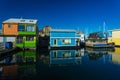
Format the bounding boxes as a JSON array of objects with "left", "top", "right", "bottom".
[
  {"left": 26, "top": 26, "right": 35, "bottom": 32},
  {"left": 62, "top": 39, "right": 71, "bottom": 44},
  {"left": 16, "top": 36, "right": 23, "bottom": 43},
  {"left": 18, "top": 24, "right": 25, "bottom": 32},
  {"left": 26, "top": 36, "right": 34, "bottom": 41},
  {"left": 8, "top": 24, "right": 12, "bottom": 28}
]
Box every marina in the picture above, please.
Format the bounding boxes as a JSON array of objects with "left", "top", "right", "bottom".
[{"left": 1, "top": 0, "right": 120, "bottom": 80}]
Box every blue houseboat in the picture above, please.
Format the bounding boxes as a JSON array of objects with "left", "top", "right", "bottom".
[{"left": 50, "top": 29, "right": 84, "bottom": 49}]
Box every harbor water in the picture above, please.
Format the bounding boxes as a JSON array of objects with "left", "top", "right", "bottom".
[{"left": 0, "top": 47, "right": 120, "bottom": 80}]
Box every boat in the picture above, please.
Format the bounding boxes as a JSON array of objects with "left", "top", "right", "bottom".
[{"left": 85, "top": 31, "right": 114, "bottom": 48}]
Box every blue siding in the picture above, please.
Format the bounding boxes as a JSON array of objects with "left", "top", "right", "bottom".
[
  {"left": 51, "top": 32, "right": 75, "bottom": 37},
  {"left": 50, "top": 38, "right": 76, "bottom": 46},
  {"left": 50, "top": 30, "right": 80, "bottom": 47}
]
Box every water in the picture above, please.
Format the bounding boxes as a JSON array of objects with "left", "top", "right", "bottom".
[{"left": 0, "top": 48, "right": 120, "bottom": 80}]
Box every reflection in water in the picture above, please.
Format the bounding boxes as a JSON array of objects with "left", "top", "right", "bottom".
[
  {"left": 18, "top": 63, "right": 36, "bottom": 79},
  {"left": 0, "top": 50, "right": 36, "bottom": 79},
  {"left": 38, "top": 49, "right": 85, "bottom": 66},
  {"left": 50, "top": 49, "right": 84, "bottom": 66},
  {"left": 0, "top": 65, "right": 18, "bottom": 77},
  {"left": 86, "top": 48, "right": 108, "bottom": 60},
  {"left": 0, "top": 50, "right": 36, "bottom": 64},
  {"left": 111, "top": 48, "right": 120, "bottom": 64},
  {"left": 0, "top": 48, "right": 120, "bottom": 80},
  {"left": 0, "top": 55, "right": 13, "bottom": 64},
  {"left": 38, "top": 50, "right": 50, "bottom": 65},
  {"left": 16, "top": 51, "right": 36, "bottom": 63}
]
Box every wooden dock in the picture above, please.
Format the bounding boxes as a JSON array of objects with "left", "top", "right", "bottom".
[{"left": 0, "top": 47, "right": 22, "bottom": 58}]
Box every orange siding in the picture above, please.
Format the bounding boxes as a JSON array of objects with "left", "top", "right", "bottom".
[{"left": 3, "top": 23, "right": 18, "bottom": 35}]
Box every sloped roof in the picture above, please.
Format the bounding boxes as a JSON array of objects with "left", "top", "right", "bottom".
[
  {"left": 88, "top": 31, "right": 106, "bottom": 38},
  {"left": 3, "top": 18, "right": 38, "bottom": 24}
]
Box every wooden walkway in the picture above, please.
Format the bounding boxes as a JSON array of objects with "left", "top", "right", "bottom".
[{"left": 0, "top": 47, "right": 22, "bottom": 58}]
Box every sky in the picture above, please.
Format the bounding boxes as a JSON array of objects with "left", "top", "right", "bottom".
[{"left": 0, "top": 0, "right": 120, "bottom": 34}]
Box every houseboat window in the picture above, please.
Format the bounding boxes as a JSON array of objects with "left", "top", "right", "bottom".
[
  {"left": 16, "top": 36, "right": 23, "bottom": 43},
  {"left": 26, "top": 36, "right": 34, "bottom": 41},
  {"left": 18, "top": 25, "right": 25, "bottom": 31},
  {"left": 26, "top": 26, "right": 35, "bottom": 32},
  {"left": 8, "top": 24, "right": 11, "bottom": 28},
  {"left": 54, "top": 39, "right": 57, "bottom": 45},
  {"left": 62, "top": 39, "right": 71, "bottom": 44}
]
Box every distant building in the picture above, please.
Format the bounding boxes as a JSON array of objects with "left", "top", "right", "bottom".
[
  {"left": 39, "top": 30, "right": 45, "bottom": 37},
  {"left": 2, "top": 18, "right": 38, "bottom": 48},
  {"left": 39, "top": 26, "right": 51, "bottom": 37},
  {"left": 108, "top": 29, "right": 120, "bottom": 46},
  {"left": 50, "top": 29, "right": 84, "bottom": 48},
  {"left": 43, "top": 26, "right": 51, "bottom": 36}
]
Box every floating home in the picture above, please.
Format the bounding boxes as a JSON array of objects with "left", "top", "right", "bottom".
[
  {"left": 108, "top": 29, "right": 120, "bottom": 47},
  {"left": 2, "top": 18, "right": 38, "bottom": 48},
  {"left": 50, "top": 29, "right": 84, "bottom": 49},
  {"left": 86, "top": 31, "right": 113, "bottom": 48}
]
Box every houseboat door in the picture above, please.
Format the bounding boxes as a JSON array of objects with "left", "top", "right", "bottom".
[{"left": 54, "top": 39, "right": 57, "bottom": 46}]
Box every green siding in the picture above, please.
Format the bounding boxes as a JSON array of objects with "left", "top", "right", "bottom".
[
  {"left": 16, "top": 42, "right": 36, "bottom": 48},
  {"left": 18, "top": 32, "right": 36, "bottom": 35},
  {"left": 16, "top": 23, "right": 37, "bottom": 48},
  {"left": 25, "top": 41, "right": 36, "bottom": 47},
  {"left": 16, "top": 44, "right": 24, "bottom": 48},
  {"left": 16, "top": 36, "right": 36, "bottom": 48}
]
